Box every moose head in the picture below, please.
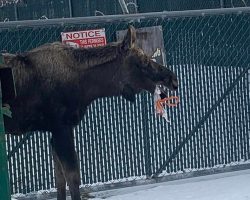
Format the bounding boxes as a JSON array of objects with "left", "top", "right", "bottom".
[
  {"left": 115, "top": 25, "right": 178, "bottom": 102},
  {"left": 80, "top": 25, "right": 178, "bottom": 103}
]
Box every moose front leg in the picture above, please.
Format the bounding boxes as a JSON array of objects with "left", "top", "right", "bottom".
[
  {"left": 52, "top": 149, "right": 67, "bottom": 200},
  {"left": 51, "top": 126, "right": 81, "bottom": 200}
]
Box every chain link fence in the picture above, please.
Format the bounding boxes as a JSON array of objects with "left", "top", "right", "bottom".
[
  {"left": 0, "top": 7, "right": 249, "bottom": 198},
  {"left": 138, "top": 0, "right": 250, "bottom": 12},
  {"left": 1, "top": 0, "right": 250, "bottom": 21}
]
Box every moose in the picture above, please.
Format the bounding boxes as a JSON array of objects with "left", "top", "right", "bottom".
[{"left": 1, "top": 26, "right": 178, "bottom": 200}]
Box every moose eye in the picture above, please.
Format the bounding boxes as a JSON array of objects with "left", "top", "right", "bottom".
[{"left": 143, "top": 57, "right": 150, "bottom": 65}]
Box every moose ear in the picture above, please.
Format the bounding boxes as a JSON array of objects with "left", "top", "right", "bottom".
[
  {"left": 2, "top": 53, "right": 16, "bottom": 65},
  {"left": 121, "top": 25, "right": 136, "bottom": 51},
  {"left": 2, "top": 53, "right": 30, "bottom": 66}
]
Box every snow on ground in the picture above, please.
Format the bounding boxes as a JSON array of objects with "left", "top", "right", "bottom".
[
  {"left": 34, "top": 169, "right": 250, "bottom": 200},
  {"left": 92, "top": 169, "right": 250, "bottom": 200}
]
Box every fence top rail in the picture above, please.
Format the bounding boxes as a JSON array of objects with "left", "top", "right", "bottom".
[{"left": 0, "top": 7, "right": 250, "bottom": 29}]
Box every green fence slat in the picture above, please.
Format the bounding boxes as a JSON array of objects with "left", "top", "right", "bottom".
[{"left": 0, "top": 82, "right": 11, "bottom": 200}]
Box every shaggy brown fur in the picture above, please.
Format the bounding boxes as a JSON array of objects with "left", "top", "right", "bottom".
[{"left": 2, "top": 26, "right": 178, "bottom": 200}]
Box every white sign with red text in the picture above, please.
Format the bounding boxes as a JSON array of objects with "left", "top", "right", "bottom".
[{"left": 61, "top": 28, "right": 107, "bottom": 48}]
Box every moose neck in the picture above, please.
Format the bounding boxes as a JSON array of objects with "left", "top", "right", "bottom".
[
  {"left": 72, "top": 43, "right": 121, "bottom": 70},
  {"left": 80, "top": 58, "right": 123, "bottom": 106}
]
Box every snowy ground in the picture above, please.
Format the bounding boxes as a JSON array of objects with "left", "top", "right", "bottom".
[
  {"left": 15, "top": 169, "right": 250, "bottom": 200},
  {"left": 92, "top": 169, "right": 250, "bottom": 200}
]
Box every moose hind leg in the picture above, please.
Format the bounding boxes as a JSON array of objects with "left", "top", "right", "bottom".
[{"left": 51, "top": 126, "right": 81, "bottom": 200}]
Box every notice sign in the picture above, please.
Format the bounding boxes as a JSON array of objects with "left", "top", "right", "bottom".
[{"left": 61, "top": 28, "right": 107, "bottom": 48}]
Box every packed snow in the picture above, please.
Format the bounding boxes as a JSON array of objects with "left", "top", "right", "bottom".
[
  {"left": 12, "top": 169, "right": 250, "bottom": 200},
  {"left": 92, "top": 169, "right": 250, "bottom": 200}
]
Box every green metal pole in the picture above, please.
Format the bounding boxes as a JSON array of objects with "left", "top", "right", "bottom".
[{"left": 0, "top": 79, "right": 11, "bottom": 200}]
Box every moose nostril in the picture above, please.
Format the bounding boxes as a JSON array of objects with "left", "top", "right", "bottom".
[{"left": 172, "top": 80, "right": 178, "bottom": 89}]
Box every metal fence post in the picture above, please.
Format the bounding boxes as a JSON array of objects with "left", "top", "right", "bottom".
[
  {"left": 68, "top": 0, "right": 73, "bottom": 17},
  {"left": 142, "top": 93, "right": 152, "bottom": 177},
  {"left": 0, "top": 81, "right": 11, "bottom": 200},
  {"left": 220, "top": 0, "right": 225, "bottom": 8},
  {"left": 14, "top": 4, "right": 18, "bottom": 21}
]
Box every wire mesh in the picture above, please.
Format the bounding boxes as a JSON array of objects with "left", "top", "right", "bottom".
[{"left": 1, "top": 0, "right": 250, "bottom": 21}]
